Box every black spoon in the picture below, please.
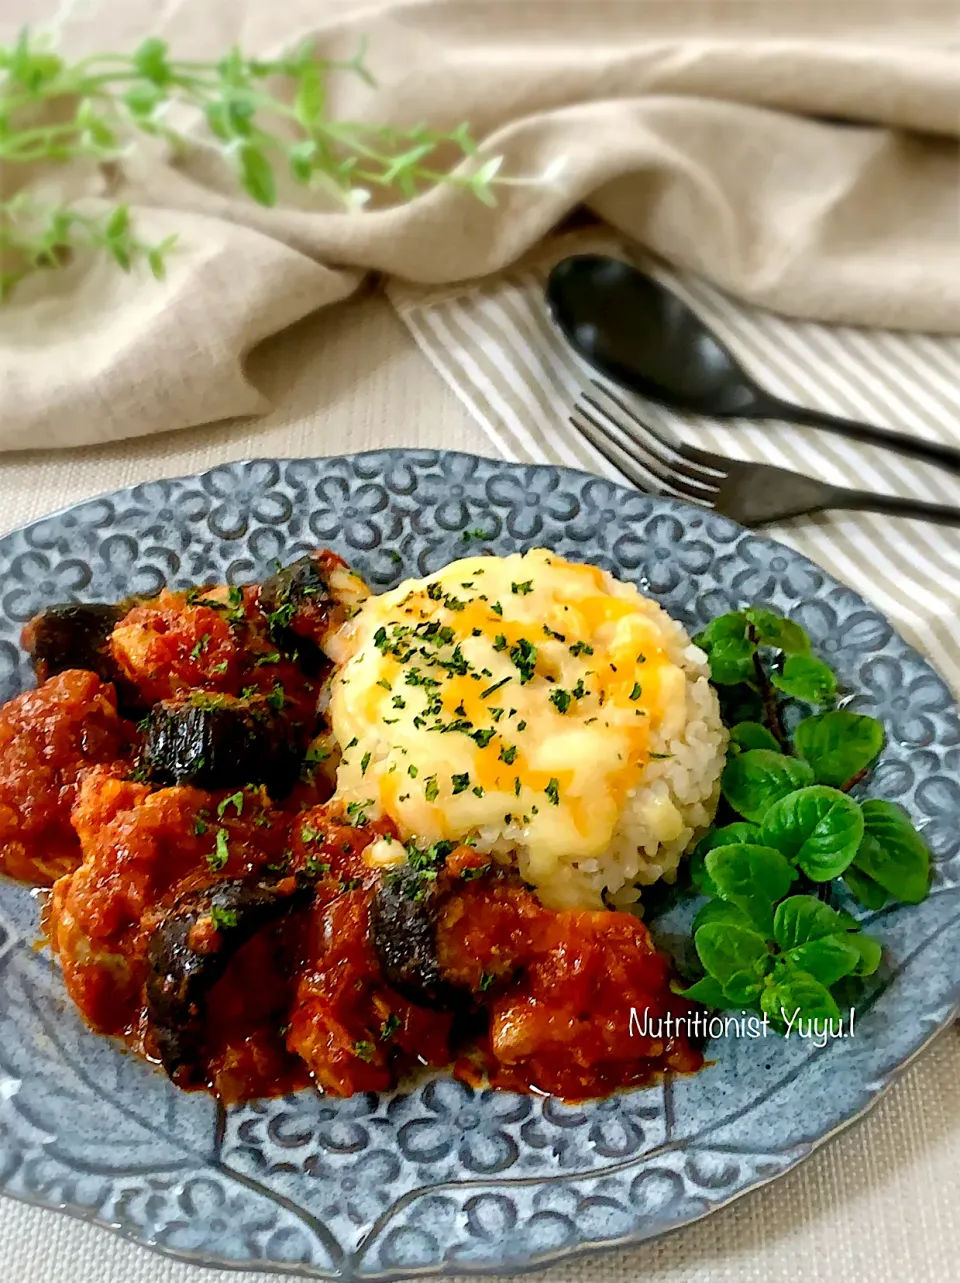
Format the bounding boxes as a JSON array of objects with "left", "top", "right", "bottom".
[{"left": 546, "top": 255, "right": 960, "bottom": 476}]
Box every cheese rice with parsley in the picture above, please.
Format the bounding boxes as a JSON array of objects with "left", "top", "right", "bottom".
[{"left": 328, "top": 548, "right": 726, "bottom": 910}]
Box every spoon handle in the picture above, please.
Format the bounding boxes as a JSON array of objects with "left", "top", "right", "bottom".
[
  {"left": 765, "top": 399, "right": 960, "bottom": 475},
  {"left": 827, "top": 488, "right": 960, "bottom": 528}
]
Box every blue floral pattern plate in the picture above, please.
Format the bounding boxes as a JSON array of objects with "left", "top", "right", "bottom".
[{"left": 0, "top": 451, "right": 957, "bottom": 1281}]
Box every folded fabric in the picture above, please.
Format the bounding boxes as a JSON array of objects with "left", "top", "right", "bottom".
[{"left": 1, "top": 0, "right": 957, "bottom": 451}]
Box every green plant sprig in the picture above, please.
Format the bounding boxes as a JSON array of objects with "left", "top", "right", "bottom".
[
  {"left": 675, "top": 607, "right": 933, "bottom": 1028},
  {"left": 0, "top": 27, "right": 519, "bottom": 296},
  {"left": 0, "top": 195, "right": 176, "bottom": 296}
]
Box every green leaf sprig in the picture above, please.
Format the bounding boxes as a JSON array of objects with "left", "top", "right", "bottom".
[
  {"left": 681, "top": 606, "right": 933, "bottom": 1027},
  {"left": 0, "top": 27, "right": 546, "bottom": 297}
]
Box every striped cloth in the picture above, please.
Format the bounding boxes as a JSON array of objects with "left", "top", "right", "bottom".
[{"left": 387, "top": 231, "right": 960, "bottom": 697}]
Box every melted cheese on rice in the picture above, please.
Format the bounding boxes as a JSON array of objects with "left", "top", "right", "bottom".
[{"left": 329, "top": 549, "right": 723, "bottom": 908}]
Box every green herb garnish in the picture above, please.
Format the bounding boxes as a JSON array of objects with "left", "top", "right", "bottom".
[
  {"left": 549, "top": 688, "right": 571, "bottom": 714},
  {"left": 509, "top": 637, "right": 538, "bottom": 683},
  {"left": 676, "top": 606, "right": 926, "bottom": 1033},
  {"left": 345, "top": 798, "right": 375, "bottom": 825},
  {"left": 380, "top": 1013, "right": 402, "bottom": 1040},
  {"left": 207, "top": 829, "right": 230, "bottom": 872},
  {"left": 217, "top": 791, "right": 244, "bottom": 818}
]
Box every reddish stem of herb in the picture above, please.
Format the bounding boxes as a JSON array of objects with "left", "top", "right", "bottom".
[
  {"left": 748, "top": 626, "right": 789, "bottom": 752},
  {"left": 840, "top": 766, "right": 870, "bottom": 794}
]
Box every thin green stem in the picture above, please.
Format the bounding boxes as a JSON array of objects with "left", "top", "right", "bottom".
[{"left": 0, "top": 26, "right": 509, "bottom": 299}]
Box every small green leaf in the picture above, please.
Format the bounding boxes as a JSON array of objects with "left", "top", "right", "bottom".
[
  {"left": 706, "top": 636, "right": 758, "bottom": 686},
  {"left": 744, "top": 608, "right": 811, "bottom": 654},
  {"left": 217, "top": 44, "right": 247, "bottom": 87},
  {"left": 133, "top": 36, "right": 171, "bottom": 86},
  {"left": 847, "top": 931, "right": 883, "bottom": 976},
  {"left": 147, "top": 236, "right": 176, "bottom": 280},
  {"left": 289, "top": 139, "right": 318, "bottom": 183},
  {"left": 704, "top": 843, "right": 797, "bottom": 935},
  {"left": 295, "top": 63, "right": 325, "bottom": 126},
  {"left": 729, "top": 721, "right": 780, "bottom": 753},
  {"left": 762, "top": 969, "right": 841, "bottom": 1027},
  {"left": 761, "top": 785, "right": 864, "bottom": 881},
  {"left": 690, "top": 822, "right": 761, "bottom": 895},
  {"left": 721, "top": 749, "right": 815, "bottom": 823},
  {"left": 77, "top": 100, "right": 119, "bottom": 150},
  {"left": 123, "top": 83, "right": 164, "bottom": 120},
  {"left": 694, "top": 921, "right": 771, "bottom": 985},
  {"left": 692, "top": 897, "right": 755, "bottom": 934},
  {"left": 770, "top": 654, "right": 837, "bottom": 704},
  {"left": 843, "top": 864, "right": 889, "bottom": 911},
  {"left": 205, "top": 101, "right": 231, "bottom": 141},
  {"left": 694, "top": 612, "right": 748, "bottom": 648},
  {"left": 471, "top": 154, "right": 503, "bottom": 189},
  {"left": 781, "top": 934, "right": 862, "bottom": 985},
  {"left": 104, "top": 205, "right": 129, "bottom": 240},
  {"left": 674, "top": 975, "right": 743, "bottom": 1009},
  {"left": 721, "top": 969, "right": 766, "bottom": 1005},
  {"left": 107, "top": 240, "right": 132, "bottom": 271},
  {"left": 238, "top": 145, "right": 276, "bottom": 206},
  {"left": 793, "top": 710, "right": 885, "bottom": 788},
  {"left": 854, "top": 800, "right": 931, "bottom": 903},
  {"left": 773, "top": 895, "right": 852, "bottom": 951}
]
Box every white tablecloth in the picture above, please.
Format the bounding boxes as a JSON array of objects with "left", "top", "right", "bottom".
[{"left": 1, "top": 294, "right": 957, "bottom": 1283}]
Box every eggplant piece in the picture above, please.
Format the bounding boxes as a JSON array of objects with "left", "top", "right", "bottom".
[
  {"left": 369, "top": 866, "right": 468, "bottom": 1012},
  {"left": 22, "top": 603, "right": 123, "bottom": 684},
  {"left": 142, "top": 693, "right": 301, "bottom": 795},
  {"left": 145, "top": 876, "right": 310, "bottom": 1087},
  {"left": 259, "top": 551, "right": 368, "bottom": 663}
]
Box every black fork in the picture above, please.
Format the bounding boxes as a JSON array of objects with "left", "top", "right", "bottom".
[{"left": 571, "top": 382, "right": 960, "bottom": 529}]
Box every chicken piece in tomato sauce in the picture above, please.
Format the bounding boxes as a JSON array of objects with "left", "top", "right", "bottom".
[
  {"left": 110, "top": 584, "right": 331, "bottom": 798},
  {"left": 286, "top": 806, "right": 454, "bottom": 1095},
  {"left": 479, "top": 909, "right": 703, "bottom": 1098},
  {"left": 50, "top": 769, "right": 292, "bottom": 1038},
  {"left": 109, "top": 586, "right": 319, "bottom": 717},
  {"left": 372, "top": 846, "right": 702, "bottom": 1099},
  {"left": 109, "top": 589, "right": 246, "bottom": 705},
  {"left": 0, "top": 671, "right": 135, "bottom": 885}
]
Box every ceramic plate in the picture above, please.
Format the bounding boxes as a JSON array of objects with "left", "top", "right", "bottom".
[{"left": 0, "top": 451, "right": 957, "bottom": 1281}]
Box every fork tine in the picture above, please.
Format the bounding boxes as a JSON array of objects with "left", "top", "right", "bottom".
[
  {"left": 587, "top": 380, "right": 728, "bottom": 476},
  {"left": 577, "top": 398, "right": 722, "bottom": 498},
  {"left": 570, "top": 405, "right": 672, "bottom": 496},
  {"left": 570, "top": 404, "right": 715, "bottom": 507},
  {"left": 574, "top": 401, "right": 703, "bottom": 497}
]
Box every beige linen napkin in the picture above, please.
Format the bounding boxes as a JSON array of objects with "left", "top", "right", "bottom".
[
  {"left": 0, "top": 0, "right": 958, "bottom": 452},
  {"left": 388, "top": 229, "right": 960, "bottom": 696}
]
